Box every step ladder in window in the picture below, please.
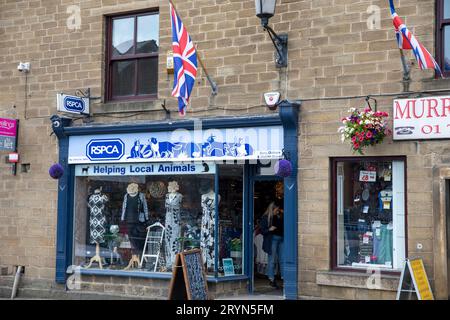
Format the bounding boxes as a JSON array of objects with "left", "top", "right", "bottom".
[{"left": 140, "top": 222, "right": 165, "bottom": 272}]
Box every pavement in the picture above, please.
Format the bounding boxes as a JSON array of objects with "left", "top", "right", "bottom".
[{"left": 217, "top": 294, "right": 285, "bottom": 300}]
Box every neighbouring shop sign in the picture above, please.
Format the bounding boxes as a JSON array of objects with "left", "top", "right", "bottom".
[
  {"left": 57, "top": 93, "right": 90, "bottom": 115},
  {"left": 68, "top": 125, "right": 284, "bottom": 164},
  {"left": 0, "top": 117, "right": 18, "bottom": 151},
  {"left": 75, "top": 162, "right": 216, "bottom": 177},
  {"left": 393, "top": 96, "right": 450, "bottom": 140}
]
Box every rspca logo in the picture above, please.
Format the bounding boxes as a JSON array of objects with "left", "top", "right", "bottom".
[
  {"left": 64, "top": 96, "right": 85, "bottom": 113},
  {"left": 86, "top": 139, "right": 125, "bottom": 161}
]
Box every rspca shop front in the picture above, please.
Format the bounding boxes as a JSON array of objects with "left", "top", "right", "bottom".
[{"left": 52, "top": 107, "right": 299, "bottom": 299}]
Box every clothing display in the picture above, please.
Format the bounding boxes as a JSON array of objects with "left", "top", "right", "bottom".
[
  {"left": 372, "top": 221, "right": 393, "bottom": 265},
  {"left": 201, "top": 190, "right": 219, "bottom": 269},
  {"left": 164, "top": 188, "right": 183, "bottom": 269},
  {"left": 254, "top": 231, "right": 268, "bottom": 275},
  {"left": 121, "top": 186, "right": 149, "bottom": 255},
  {"left": 338, "top": 161, "right": 395, "bottom": 268},
  {"left": 74, "top": 166, "right": 243, "bottom": 275},
  {"left": 121, "top": 192, "right": 149, "bottom": 223},
  {"left": 88, "top": 191, "right": 109, "bottom": 244}
]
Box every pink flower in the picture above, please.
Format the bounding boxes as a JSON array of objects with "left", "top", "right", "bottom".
[
  {"left": 366, "top": 131, "right": 373, "bottom": 139},
  {"left": 353, "top": 143, "right": 360, "bottom": 149},
  {"left": 359, "top": 135, "right": 364, "bottom": 142}
]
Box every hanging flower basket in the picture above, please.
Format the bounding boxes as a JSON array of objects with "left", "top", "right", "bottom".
[
  {"left": 338, "top": 108, "right": 391, "bottom": 155},
  {"left": 49, "top": 163, "right": 64, "bottom": 180},
  {"left": 275, "top": 159, "right": 292, "bottom": 178}
]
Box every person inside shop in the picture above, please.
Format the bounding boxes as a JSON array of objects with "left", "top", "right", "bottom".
[{"left": 260, "top": 201, "right": 284, "bottom": 289}]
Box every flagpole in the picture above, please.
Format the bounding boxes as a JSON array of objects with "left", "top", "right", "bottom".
[
  {"left": 399, "top": 49, "right": 411, "bottom": 91},
  {"left": 169, "top": 0, "right": 218, "bottom": 96},
  {"left": 390, "top": 0, "right": 411, "bottom": 91}
]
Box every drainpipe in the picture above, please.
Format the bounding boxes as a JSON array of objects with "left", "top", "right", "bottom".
[
  {"left": 11, "top": 266, "right": 23, "bottom": 300},
  {"left": 279, "top": 100, "right": 300, "bottom": 300}
]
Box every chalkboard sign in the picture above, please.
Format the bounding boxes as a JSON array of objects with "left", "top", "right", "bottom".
[
  {"left": 396, "top": 258, "right": 434, "bottom": 300},
  {"left": 168, "top": 249, "right": 209, "bottom": 300}
]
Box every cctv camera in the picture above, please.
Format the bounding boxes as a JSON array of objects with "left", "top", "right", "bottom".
[{"left": 17, "top": 62, "right": 30, "bottom": 73}]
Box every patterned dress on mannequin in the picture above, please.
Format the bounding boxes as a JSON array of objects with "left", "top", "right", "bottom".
[
  {"left": 164, "top": 192, "right": 182, "bottom": 268},
  {"left": 201, "top": 192, "right": 216, "bottom": 270},
  {"left": 88, "top": 192, "right": 108, "bottom": 244}
]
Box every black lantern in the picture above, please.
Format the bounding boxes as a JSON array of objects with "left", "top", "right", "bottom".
[
  {"left": 255, "top": 0, "right": 288, "bottom": 68},
  {"left": 255, "top": 0, "right": 277, "bottom": 23}
]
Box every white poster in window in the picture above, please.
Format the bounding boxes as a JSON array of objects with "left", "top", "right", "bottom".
[{"left": 359, "top": 170, "right": 376, "bottom": 182}]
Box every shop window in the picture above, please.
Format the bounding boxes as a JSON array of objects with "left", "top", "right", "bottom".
[
  {"left": 106, "top": 11, "right": 159, "bottom": 101},
  {"left": 437, "top": 0, "right": 450, "bottom": 77},
  {"left": 218, "top": 165, "right": 244, "bottom": 277},
  {"left": 73, "top": 163, "right": 245, "bottom": 277},
  {"left": 73, "top": 165, "right": 216, "bottom": 274},
  {"left": 332, "top": 158, "right": 406, "bottom": 271}
]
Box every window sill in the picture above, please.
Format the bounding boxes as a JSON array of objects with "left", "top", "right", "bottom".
[
  {"left": 93, "top": 98, "right": 162, "bottom": 115},
  {"left": 76, "top": 268, "right": 248, "bottom": 283},
  {"left": 316, "top": 270, "right": 400, "bottom": 292},
  {"left": 421, "top": 76, "right": 450, "bottom": 90}
]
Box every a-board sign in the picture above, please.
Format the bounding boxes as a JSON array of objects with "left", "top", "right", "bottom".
[
  {"left": 168, "top": 249, "right": 209, "bottom": 300},
  {"left": 396, "top": 258, "right": 434, "bottom": 300}
]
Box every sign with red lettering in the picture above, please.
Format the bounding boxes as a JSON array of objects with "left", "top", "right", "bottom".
[
  {"left": 359, "top": 170, "right": 376, "bottom": 182},
  {"left": 393, "top": 96, "right": 450, "bottom": 140}
]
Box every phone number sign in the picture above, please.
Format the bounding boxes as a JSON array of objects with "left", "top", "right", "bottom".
[{"left": 393, "top": 96, "right": 450, "bottom": 140}]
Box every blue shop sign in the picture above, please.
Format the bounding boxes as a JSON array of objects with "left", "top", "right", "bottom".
[
  {"left": 57, "top": 93, "right": 89, "bottom": 115},
  {"left": 86, "top": 139, "right": 125, "bottom": 161},
  {"left": 68, "top": 125, "right": 284, "bottom": 164}
]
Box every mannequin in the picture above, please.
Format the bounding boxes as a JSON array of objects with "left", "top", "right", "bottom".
[
  {"left": 164, "top": 181, "right": 183, "bottom": 270},
  {"left": 200, "top": 182, "right": 221, "bottom": 270},
  {"left": 121, "top": 183, "right": 149, "bottom": 270},
  {"left": 86, "top": 187, "right": 108, "bottom": 269}
]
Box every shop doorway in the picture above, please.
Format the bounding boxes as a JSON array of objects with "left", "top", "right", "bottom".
[{"left": 252, "top": 180, "right": 284, "bottom": 296}]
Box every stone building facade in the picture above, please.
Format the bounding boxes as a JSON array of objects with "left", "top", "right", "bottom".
[{"left": 0, "top": 0, "right": 449, "bottom": 300}]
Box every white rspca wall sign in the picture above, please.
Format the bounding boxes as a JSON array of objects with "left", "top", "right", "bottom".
[
  {"left": 393, "top": 96, "right": 450, "bottom": 140},
  {"left": 57, "top": 93, "right": 90, "bottom": 115}
]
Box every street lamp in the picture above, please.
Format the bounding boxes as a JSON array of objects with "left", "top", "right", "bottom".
[{"left": 255, "top": 0, "right": 288, "bottom": 68}]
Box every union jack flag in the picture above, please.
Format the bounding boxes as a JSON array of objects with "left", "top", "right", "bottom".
[
  {"left": 170, "top": 2, "right": 198, "bottom": 116},
  {"left": 389, "top": 0, "right": 443, "bottom": 77}
]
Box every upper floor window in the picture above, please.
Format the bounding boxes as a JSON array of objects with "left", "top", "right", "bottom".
[
  {"left": 437, "top": 0, "right": 450, "bottom": 77},
  {"left": 106, "top": 11, "right": 159, "bottom": 101}
]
